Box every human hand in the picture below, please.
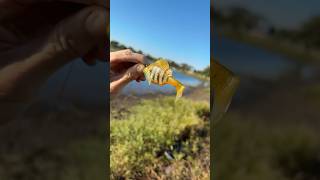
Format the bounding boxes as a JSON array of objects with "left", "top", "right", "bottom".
[
  {"left": 0, "top": 0, "right": 108, "bottom": 101},
  {"left": 0, "top": 0, "right": 108, "bottom": 124},
  {"left": 110, "top": 49, "right": 146, "bottom": 95}
]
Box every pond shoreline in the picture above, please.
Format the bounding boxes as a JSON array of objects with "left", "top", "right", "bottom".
[
  {"left": 219, "top": 30, "right": 320, "bottom": 65},
  {"left": 111, "top": 84, "right": 209, "bottom": 112}
]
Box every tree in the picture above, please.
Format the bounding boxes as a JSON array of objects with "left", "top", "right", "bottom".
[
  {"left": 180, "top": 63, "right": 193, "bottom": 71},
  {"left": 110, "top": 41, "right": 119, "bottom": 47},
  {"left": 226, "top": 7, "right": 260, "bottom": 31},
  {"left": 145, "top": 54, "right": 156, "bottom": 62},
  {"left": 211, "top": 7, "right": 225, "bottom": 25},
  {"left": 201, "top": 66, "right": 210, "bottom": 77},
  {"left": 298, "top": 16, "right": 320, "bottom": 48},
  {"left": 168, "top": 61, "right": 179, "bottom": 69}
]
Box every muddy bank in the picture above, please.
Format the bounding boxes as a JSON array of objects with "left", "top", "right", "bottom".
[{"left": 111, "top": 85, "right": 210, "bottom": 110}]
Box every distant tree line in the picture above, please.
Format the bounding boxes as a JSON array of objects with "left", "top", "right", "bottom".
[
  {"left": 268, "top": 16, "right": 320, "bottom": 49},
  {"left": 212, "top": 6, "right": 320, "bottom": 49},
  {"left": 213, "top": 7, "right": 261, "bottom": 32},
  {"left": 110, "top": 40, "right": 210, "bottom": 76},
  {"left": 194, "top": 66, "right": 210, "bottom": 77}
]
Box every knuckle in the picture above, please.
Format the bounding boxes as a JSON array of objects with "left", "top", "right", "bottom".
[
  {"left": 50, "top": 6, "right": 108, "bottom": 58},
  {"left": 51, "top": 24, "right": 78, "bottom": 58},
  {"left": 86, "top": 6, "right": 107, "bottom": 22},
  {"left": 84, "top": 6, "right": 108, "bottom": 40},
  {"left": 123, "top": 49, "right": 133, "bottom": 55}
]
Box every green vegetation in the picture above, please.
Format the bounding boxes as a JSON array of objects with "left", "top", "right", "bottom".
[
  {"left": 0, "top": 113, "right": 107, "bottom": 180},
  {"left": 212, "top": 82, "right": 320, "bottom": 180},
  {"left": 111, "top": 97, "right": 210, "bottom": 179},
  {"left": 213, "top": 7, "right": 261, "bottom": 31},
  {"left": 214, "top": 113, "right": 320, "bottom": 180},
  {"left": 59, "top": 138, "right": 107, "bottom": 180},
  {"left": 195, "top": 66, "right": 210, "bottom": 77},
  {"left": 299, "top": 16, "right": 320, "bottom": 48}
]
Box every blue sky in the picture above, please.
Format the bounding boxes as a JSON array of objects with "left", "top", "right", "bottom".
[
  {"left": 215, "top": 0, "right": 320, "bottom": 29},
  {"left": 110, "top": 0, "right": 210, "bottom": 70}
]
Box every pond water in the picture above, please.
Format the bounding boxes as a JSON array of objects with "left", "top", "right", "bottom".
[
  {"left": 38, "top": 60, "right": 108, "bottom": 106},
  {"left": 38, "top": 60, "right": 202, "bottom": 105},
  {"left": 213, "top": 34, "right": 296, "bottom": 80},
  {"left": 122, "top": 70, "right": 203, "bottom": 95}
]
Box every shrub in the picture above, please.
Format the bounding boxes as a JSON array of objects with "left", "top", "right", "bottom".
[{"left": 111, "top": 97, "right": 209, "bottom": 178}]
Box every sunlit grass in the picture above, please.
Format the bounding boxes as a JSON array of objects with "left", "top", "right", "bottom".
[{"left": 111, "top": 97, "right": 210, "bottom": 179}]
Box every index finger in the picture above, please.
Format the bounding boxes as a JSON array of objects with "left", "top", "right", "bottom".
[{"left": 110, "top": 49, "right": 146, "bottom": 64}]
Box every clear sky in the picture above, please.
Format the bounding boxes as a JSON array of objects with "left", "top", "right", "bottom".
[
  {"left": 110, "top": 0, "right": 210, "bottom": 70},
  {"left": 214, "top": 0, "right": 320, "bottom": 29}
]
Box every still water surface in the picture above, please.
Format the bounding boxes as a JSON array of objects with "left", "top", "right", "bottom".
[{"left": 213, "top": 35, "right": 295, "bottom": 80}]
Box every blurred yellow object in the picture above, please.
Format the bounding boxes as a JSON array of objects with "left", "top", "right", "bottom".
[
  {"left": 212, "top": 59, "right": 239, "bottom": 124},
  {"left": 143, "top": 59, "right": 185, "bottom": 102}
]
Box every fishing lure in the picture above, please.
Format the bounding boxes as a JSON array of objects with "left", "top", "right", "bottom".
[
  {"left": 212, "top": 59, "right": 240, "bottom": 124},
  {"left": 143, "top": 59, "right": 185, "bottom": 101}
]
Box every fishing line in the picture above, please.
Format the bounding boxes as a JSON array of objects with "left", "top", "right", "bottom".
[{"left": 57, "top": 61, "right": 75, "bottom": 100}]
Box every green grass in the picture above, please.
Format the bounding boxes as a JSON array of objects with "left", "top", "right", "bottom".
[
  {"left": 0, "top": 137, "right": 106, "bottom": 180},
  {"left": 0, "top": 110, "right": 107, "bottom": 180},
  {"left": 214, "top": 112, "right": 320, "bottom": 180},
  {"left": 111, "top": 97, "right": 210, "bottom": 179},
  {"left": 303, "top": 84, "right": 320, "bottom": 104},
  {"left": 59, "top": 138, "right": 107, "bottom": 180}
]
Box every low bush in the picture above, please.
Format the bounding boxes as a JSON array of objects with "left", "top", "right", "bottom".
[{"left": 111, "top": 97, "right": 209, "bottom": 179}]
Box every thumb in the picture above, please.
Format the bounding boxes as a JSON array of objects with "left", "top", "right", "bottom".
[
  {"left": 123, "top": 63, "right": 145, "bottom": 81},
  {"left": 45, "top": 6, "right": 108, "bottom": 64},
  {"left": 110, "top": 64, "right": 145, "bottom": 95},
  {"left": 0, "top": 6, "right": 108, "bottom": 101}
]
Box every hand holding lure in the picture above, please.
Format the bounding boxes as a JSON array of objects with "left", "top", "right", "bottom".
[{"left": 143, "top": 59, "right": 185, "bottom": 102}]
